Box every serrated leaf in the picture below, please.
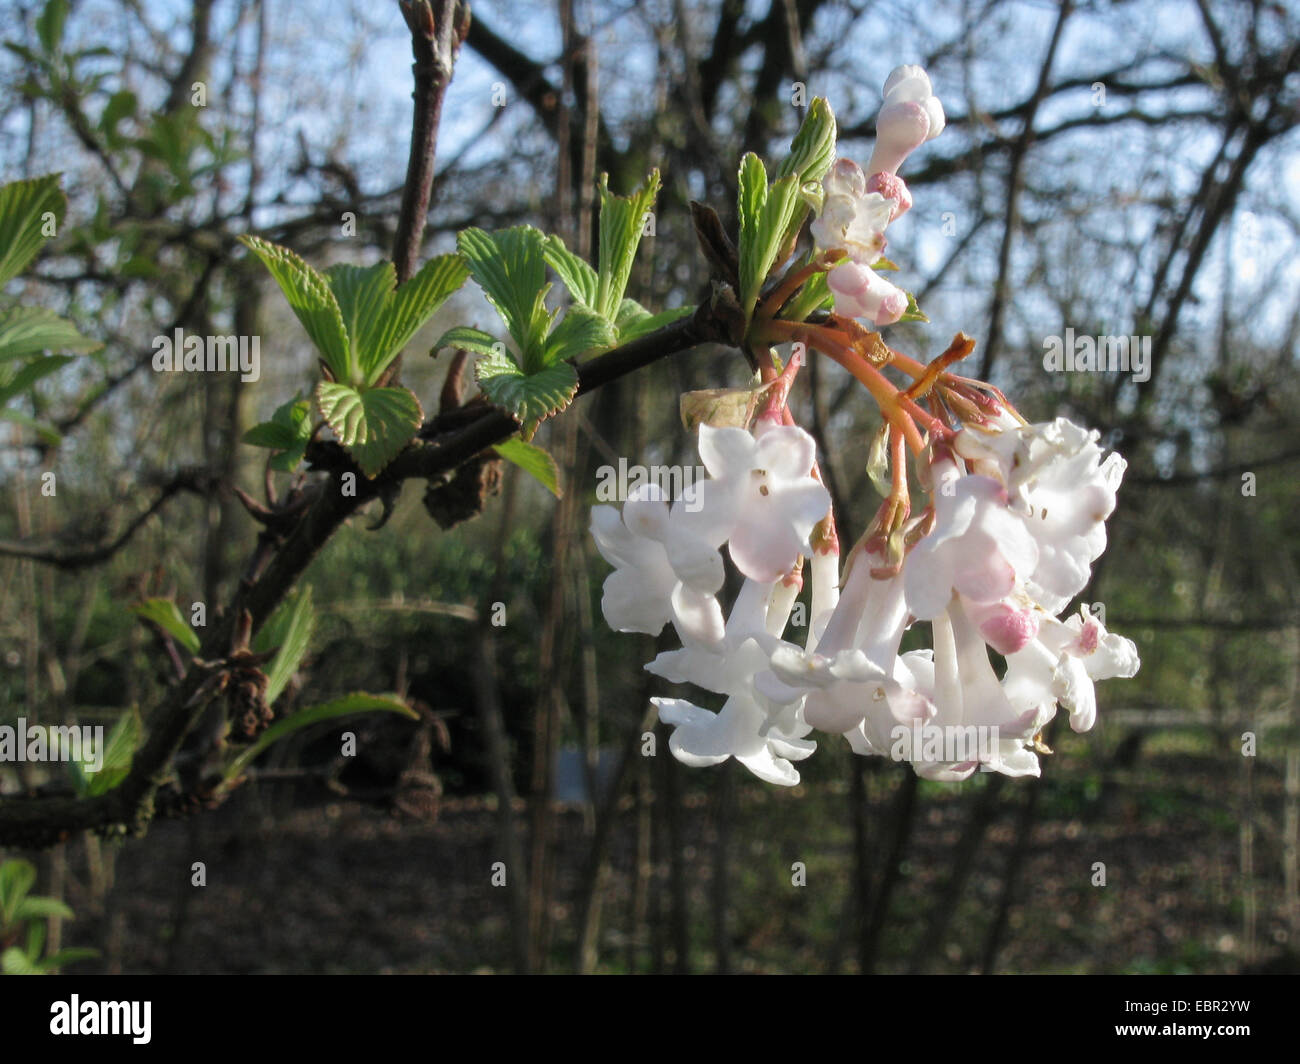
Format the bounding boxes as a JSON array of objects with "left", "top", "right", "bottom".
[
  {"left": 475, "top": 349, "right": 578, "bottom": 434},
  {"left": 326, "top": 261, "right": 395, "bottom": 377},
  {"left": 737, "top": 156, "right": 804, "bottom": 317},
  {"left": 595, "top": 170, "right": 660, "bottom": 320},
  {"left": 0, "top": 307, "right": 101, "bottom": 363},
  {"left": 222, "top": 692, "right": 418, "bottom": 783},
  {"left": 493, "top": 437, "right": 561, "bottom": 498},
  {"left": 776, "top": 97, "right": 837, "bottom": 185},
  {"left": 616, "top": 301, "right": 693, "bottom": 343},
  {"left": 363, "top": 253, "right": 468, "bottom": 384},
  {"left": 432, "top": 325, "right": 502, "bottom": 359},
  {"left": 315, "top": 382, "right": 423, "bottom": 477},
  {"left": 544, "top": 305, "right": 617, "bottom": 363},
  {"left": 240, "top": 235, "right": 351, "bottom": 383},
  {"left": 129, "top": 598, "right": 200, "bottom": 654},
  {"left": 457, "top": 227, "right": 552, "bottom": 365},
  {"left": 252, "top": 586, "right": 316, "bottom": 706},
  {"left": 543, "top": 234, "right": 599, "bottom": 308},
  {"left": 0, "top": 174, "right": 64, "bottom": 287}
]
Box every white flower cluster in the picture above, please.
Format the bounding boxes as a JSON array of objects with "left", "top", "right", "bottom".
[{"left": 591, "top": 415, "right": 1139, "bottom": 785}]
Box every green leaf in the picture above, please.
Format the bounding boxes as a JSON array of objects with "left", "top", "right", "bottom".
[
  {"left": 79, "top": 709, "right": 142, "bottom": 798},
  {"left": 0, "top": 355, "right": 74, "bottom": 408},
  {"left": 223, "top": 692, "right": 418, "bottom": 782},
  {"left": 432, "top": 325, "right": 503, "bottom": 359},
  {"left": 457, "top": 227, "right": 552, "bottom": 365},
  {"left": 775, "top": 97, "right": 837, "bottom": 185},
  {"left": 362, "top": 253, "right": 468, "bottom": 385},
  {"left": 0, "top": 307, "right": 101, "bottom": 363},
  {"left": 13, "top": 896, "right": 74, "bottom": 923},
  {"left": 779, "top": 267, "right": 834, "bottom": 322},
  {"left": 100, "top": 89, "right": 137, "bottom": 142},
  {"left": 240, "top": 235, "right": 351, "bottom": 383},
  {"left": 35, "top": 947, "right": 98, "bottom": 973},
  {"left": 326, "top": 261, "right": 395, "bottom": 379},
  {"left": 35, "top": 0, "right": 68, "bottom": 54},
  {"left": 315, "top": 382, "right": 423, "bottom": 478},
  {"left": 2, "top": 946, "right": 41, "bottom": 975},
  {"left": 475, "top": 348, "right": 578, "bottom": 435},
  {"left": 252, "top": 586, "right": 316, "bottom": 706},
  {"left": 129, "top": 598, "right": 200, "bottom": 654},
  {"left": 615, "top": 300, "right": 693, "bottom": 343},
  {"left": 736, "top": 155, "right": 803, "bottom": 317},
  {"left": 0, "top": 859, "right": 36, "bottom": 926},
  {"left": 595, "top": 170, "right": 660, "bottom": 320},
  {"left": 493, "top": 437, "right": 561, "bottom": 498},
  {"left": 543, "top": 234, "right": 599, "bottom": 309},
  {"left": 242, "top": 396, "right": 311, "bottom": 471},
  {"left": 544, "top": 305, "right": 618, "bottom": 364},
  {"left": 0, "top": 174, "right": 65, "bottom": 287},
  {"left": 899, "top": 290, "right": 929, "bottom": 324}
]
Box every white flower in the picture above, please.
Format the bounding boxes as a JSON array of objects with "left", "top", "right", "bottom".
[
  {"left": 810, "top": 159, "right": 895, "bottom": 264},
  {"left": 590, "top": 483, "right": 723, "bottom": 639},
  {"left": 654, "top": 693, "right": 815, "bottom": 786},
  {"left": 955, "top": 417, "right": 1126, "bottom": 615},
  {"left": 1004, "top": 605, "right": 1140, "bottom": 733},
  {"left": 681, "top": 423, "right": 831, "bottom": 584},
  {"left": 866, "top": 65, "right": 946, "bottom": 178},
  {"left": 903, "top": 456, "right": 1039, "bottom": 621}
]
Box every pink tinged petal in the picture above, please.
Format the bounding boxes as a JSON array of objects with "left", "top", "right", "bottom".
[
  {"left": 1052, "top": 655, "right": 1097, "bottom": 732},
  {"left": 867, "top": 100, "right": 932, "bottom": 176},
  {"left": 766, "top": 735, "right": 817, "bottom": 762},
  {"left": 952, "top": 547, "right": 1016, "bottom": 605},
  {"left": 728, "top": 512, "right": 805, "bottom": 584},
  {"left": 883, "top": 66, "right": 934, "bottom": 102},
  {"left": 805, "top": 550, "right": 841, "bottom": 650},
  {"left": 816, "top": 554, "right": 874, "bottom": 654},
  {"left": 989, "top": 743, "right": 1041, "bottom": 778},
  {"left": 697, "top": 424, "right": 755, "bottom": 479},
  {"left": 922, "top": 95, "right": 946, "bottom": 140},
  {"left": 754, "top": 425, "right": 818, "bottom": 480},
  {"left": 903, "top": 538, "right": 958, "bottom": 620},
  {"left": 737, "top": 748, "right": 801, "bottom": 786},
  {"left": 855, "top": 572, "right": 909, "bottom": 670},
  {"left": 968, "top": 599, "right": 1040, "bottom": 655},
  {"left": 825, "top": 157, "right": 868, "bottom": 198},
  {"left": 1084, "top": 633, "right": 1141, "bottom": 681},
  {"left": 866, "top": 171, "right": 912, "bottom": 221},
  {"left": 673, "top": 478, "right": 743, "bottom": 549},
  {"left": 671, "top": 583, "right": 726, "bottom": 647},
  {"left": 589, "top": 505, "right": 636, "bottom": 568},
  {"left": 753, "top": 667, "right": 810, "bottom": 706}
]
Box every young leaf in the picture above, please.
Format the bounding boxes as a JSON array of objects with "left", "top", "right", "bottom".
[
  {"left": 222, "top": 692, "right": 418, "bottom": 783},
  {"left": 595, "top": 169, "right": 661, "bottom": 320},
  {"left": 778, "top": 267, "right": 834, "bottom": 322},
  {"left": 243, "top": 396, "right": 312, "bottom": 472},
  {"left": 0, "top": 859, "right": 36, "bottom": 925},
  {"left": 543, "top": 306, "right": 618, "bottom": 364},
  {"left": 253, "top": 586, "right": 316, "bottom": 706},
  {"left": 129, "top": 598, "right": 201, "bottom": 654},
  {"left": 899, "top": 290, "right": 929, "bottom": 324},
  {"left": 475, "top": 347, "right": 579, "bottom": 436},
  {"left": 326, "top": 261, "right": 396, "bottom": 377},
  {"left": 775, "top": 96, "right": 837, "bottom": 185},
  {"left": 0, "top": 307, "right": 101, "bottom": 362},
  {"left": 457, "top": 227, "right": 553, "bottom": 364},
  {"left": 0, "top": 174, "right": 65, "bottom": 287},
  {"left": 736, "top": 155, "right": 803, "bottom": 317},
  {"left": 432, "top": 325, "right": 504, "bottom": 359},
  {"left": 35, "top": 0, "right": 69, "bottom": 54},
  {"left": 240, "top": 235, "right": 351, "bottom": 383},
  {"left": 615, "top": 300, "right": 693, "bottom": 343},
  {"left": 315, "top": 382, "right": 423, "bottom": 478},
  {"left": 543, "top": 234, "right": 600, "bottom": 309},
  {"left": 0, "top": 355, "right": 75, "bottom": 408},
  {"left": 363, "top": 253, "right": 469, "bottom": 384},
  {"left": 83, "top": 708, "right": 142, "bottom": 797},
  {"left": 492, "top": 436, "right": 562, "bottom": 498}
]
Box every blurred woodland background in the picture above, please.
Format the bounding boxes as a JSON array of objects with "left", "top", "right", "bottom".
[{"left": 0, "top": 0, "right": 1298, "bottom": 973}]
